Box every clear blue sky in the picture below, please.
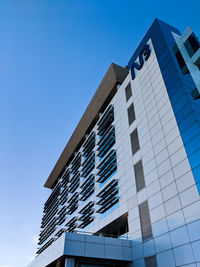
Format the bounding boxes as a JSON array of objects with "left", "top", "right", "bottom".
[{"left": 0, "top": 1, "right": 199, "bottom": 266}]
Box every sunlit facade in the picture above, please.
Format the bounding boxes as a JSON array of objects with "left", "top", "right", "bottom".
[{"left": 29, "top": 19, "right": 200, "bottom": 267}]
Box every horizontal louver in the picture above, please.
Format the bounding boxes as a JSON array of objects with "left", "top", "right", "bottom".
[
  {"left": 65, "top": 217, "right": 77, "bottom": 232},
  {"left": 71, "top": 152, "right": 81, "bottom": 174},
  {"left": 97, "top": 125, "right": 115, "bottom": 159},
  {"left": 97, "top": 105, "right": 114, "bottom": 137},
  {"left": 67, "top": 192, "right": 79, "bottom": 215},
  {"left": 69, "top": 171, "right": 80, "bottom": 193},
  {"left": 57, "top": 206, "right": 67, "bottom": 225},
  {"left": 80, "top": 174, "right": 95, "bottom": 201},
  {"left": 97, "top": 149, "right": 117, "bottom": 184},
  {"left": 61, "top": 168, "right": 70, "bottom": 188},
  {"left": 83, "top": 132, "right": 95, "bottom": 157},
  {"left": 96, "top": 179, "right": 119, "bottom": 214},
  {"left": 78, "top": 201, "right": 94, "bottom": 228},
  {"left": 81, "top": 151, "right": 95, "bottom": 178},
  {"left": 36, "top": 238, "right": 54, "bottom": 254}
]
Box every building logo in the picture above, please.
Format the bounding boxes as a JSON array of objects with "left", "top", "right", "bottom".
[{"left": 130, "top": 44, "right": 151, "bottom": 80}]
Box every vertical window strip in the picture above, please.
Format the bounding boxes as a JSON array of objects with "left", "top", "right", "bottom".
[
  {"left": 125, "top": 82, "right": 132, "bottom": 102},
  {"left": 127, "top": 103, "right": 136, "bottom": 125},
  {"left": 130, "top": 129, "right": 140, "bottom": 155},
  {"left": 145, "top": 255, "right": 157, "bottom": 267},
  {"left": 139, "top": 200, "right": 153, "bottom": 241},
  {"left": 134, "top": 160, "right": 145, "bottom": 192}
]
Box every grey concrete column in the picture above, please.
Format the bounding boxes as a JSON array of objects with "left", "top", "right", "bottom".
[{"left": 65, "top": 257, "right": 75, "bottom": 267}]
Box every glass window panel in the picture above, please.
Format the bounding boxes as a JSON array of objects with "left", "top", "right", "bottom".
[
  {"left": 188, "top": 149, "right": 200, "bottom": 169},
  {"left": 139, "top": 200, "right": 152, "bottom": 241},
  {"left": 125, "top": 83, "right": 132, "bottom": 102},
  {"left": 185, "top": 134, "right": 200, "bottom": 156},
  {"left": 134, "top": 160, "right": 145, "bottom": 192},
  {"left": 175, "top": 104, "right": 193, "bottom": 123},
  {"left": 178, "top": 113, "right": 196, "bottom": 132},
  {"left": 169, "top": 88, "right": 185, "bottom": 104},
  {"left": 130, "top": 129, "right": 140, "bottom": 155},
  {"left": 182, "top": 124, "right": 200, "bottom": 143},
  {"left": 192, "top": 164, "right": 200, "bottom": 184},
  {"left": 127, "top": 103, "right": 135, "bottom": 125},
  {"left": 145, "top": 255, "right": 157, "bottom": 267},
  {"left": 172, "top": 95, "right": 189, "bottom": 112}
]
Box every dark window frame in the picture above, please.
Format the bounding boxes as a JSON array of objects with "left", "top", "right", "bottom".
[
  {"left": 127, "top": 103, "right": 136, "bottom": 125},
  {"left": 145, "top": 255, "right": 157, "bottom": 267},
  {"left": 130, "top": 129, "right": 140, "bottom": 155},
  {"left": 139, "top": 200, "right": 153, "bottom": 241},
  {"left": 125, "top": 83, "right": 132, "bottom": 102},
  {"left": 134, "top": 160, "right": 145, "bottom": 192}
]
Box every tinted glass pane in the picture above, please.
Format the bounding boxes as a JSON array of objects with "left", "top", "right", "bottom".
[
  {"left": 139, "top": 201, "right": 152, "bottom": 241},
  {"left": 185, "top": 134, "right": 200, "bottom": 156},
  {"left": 178, "top": 113, "right": 196, "bottom": 132},
  {"left": 188, "top": 33, "right": 200, "bottom": 53},
  {"left": 188, "top": 149, "right": 200, "bottom": 169},
  {"left": 191, "top": 88, "right": 200, "bottom": 100},
  {"left": 197, "top": 182, "right": 200, "bottom": 194},
  {"left": 125, "top": 83, "right": 132, "bottom": 102},
  {"left": 169, "top": 88, "right": 185, "bottom": 104},
  {"left": 145, "top": 255, "right": 157, "bottom": 267},
  {"left": 176, "top": 104, "right": 193, "bottom": 123},
  {"left": 184, "top": 39, "right": 195, "bottom": 57},
  {"left": 134, "top": 160, "right": 145, "bottom": 192},
  {"left": 171, "top": 94, "right": 189, "bottom": 112},
  {"left": 130, "top": 129, "right": 140, "bottom": 155},
  {"left": 127, "top": 103, "right": 135, "bottom": 125},
  {"left": 182, "top": 124, "right": 200, "bottom": 143},
  {"left": 174, "top": 45, "right": 189, "bottom": 75},
  {"left": 192, "top": 164, "right": 200, "bottom": 184}
]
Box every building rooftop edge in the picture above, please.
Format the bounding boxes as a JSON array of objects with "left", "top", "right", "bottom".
[
  {"left": 128, "top": 18, "right": 181, "bottom": 68},
  {"left": 44, "top": 63, "right": 129, "bottom": 189}
]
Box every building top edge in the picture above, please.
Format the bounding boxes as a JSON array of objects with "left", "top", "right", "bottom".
[
  {"left": 44, "top": 63, "right": 128, "bottom": 189},
  {"left": 128, "top": 18, "right": 181, "bottom": 68}
]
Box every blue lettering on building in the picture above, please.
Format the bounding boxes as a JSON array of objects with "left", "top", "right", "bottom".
[{"left": 130, "top": 44, "right": 151, "bottom": 80}]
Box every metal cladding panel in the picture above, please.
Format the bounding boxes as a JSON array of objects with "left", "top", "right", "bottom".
[{"left": 44, "top": 63, "right": 128, "bottom": 189}]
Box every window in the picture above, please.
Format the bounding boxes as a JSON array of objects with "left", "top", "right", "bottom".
[
  {"left": 127, "top": 103, "right": 135, "bottom": 125},
  {"left": 139, "top": 200, "right": 152, "bottom": 241},
  {"left": 191, "top": 88, "right": 200, "bottom": 100},
  {"left": 96, "top": 179, "right": 119, "bottom": 214},
  {"left": 97, "top": 150, "right": 117, "bottom": 184},
  {"left": 184, "top": 33, "right": 200, "bottom": 57},
  {"left": 134, "top": 160, "right": 145, "bottom": 192},
  {"left": 79, "top": 201, "right": 94, "bottom": 229},
  {"left": 125, "top": 83, "right": 132, "bottom": 102},
  {"left": 173, "top": 45, "right": 189, "bottom": 75},
  {"left": 130, "top": 129, "right": 140, "bottom": 155},
  {"left": 96, "top": 213, "right": 128, "bottom": 238},
  {"left": 145, "top": 256, "right": 157, "bottom": 267}
]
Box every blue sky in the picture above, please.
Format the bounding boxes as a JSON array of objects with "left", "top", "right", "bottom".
[{"left": 0, "top": 1, "right": 199, "bottom": 266}]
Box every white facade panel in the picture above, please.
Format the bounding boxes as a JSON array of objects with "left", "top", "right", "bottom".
[{"left": 30, "top": 20, "right": 200, "bottom": 267}]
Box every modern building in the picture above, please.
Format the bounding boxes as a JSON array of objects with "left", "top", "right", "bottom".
[{"left": 28, "top": 18, "right": 200, "bottom": 267}]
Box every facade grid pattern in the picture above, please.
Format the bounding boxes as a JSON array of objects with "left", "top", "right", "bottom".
[{"left": 30, "top": 19, "right": 200, "bottom": 267}]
